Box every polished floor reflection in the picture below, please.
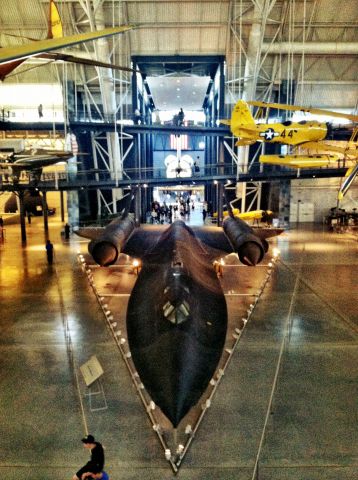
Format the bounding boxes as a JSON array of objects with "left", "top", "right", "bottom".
[{"left": 0, "top": 216, "right": 357, "bottom": 480}]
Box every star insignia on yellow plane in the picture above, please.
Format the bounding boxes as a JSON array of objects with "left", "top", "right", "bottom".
[{"left": 260, "top": 128, "right": 279, "bottom": 141}]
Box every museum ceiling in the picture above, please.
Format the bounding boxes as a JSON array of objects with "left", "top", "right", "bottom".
[{"left": 0, "top": 0, "right": 357, "bottom": 110}]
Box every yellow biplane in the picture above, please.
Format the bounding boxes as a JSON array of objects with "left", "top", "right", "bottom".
[
  {"left": 0, "top": 0, "right": 135, "bottom": 81},
  {"left": 221, "top": 100, "right": 358, "bottom": 200}
]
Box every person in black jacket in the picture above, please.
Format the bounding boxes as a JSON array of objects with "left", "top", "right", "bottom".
[
  {"left": 45, "top": 240, "right": 54, "bottom": 265},
  {"left": 73, "top": 434, "right": 105, "bottom": 480}
]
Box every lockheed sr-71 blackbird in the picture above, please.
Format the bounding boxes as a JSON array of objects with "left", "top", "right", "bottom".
[{"left": 76, "top": 208, "right": 283, "bottom": 427}]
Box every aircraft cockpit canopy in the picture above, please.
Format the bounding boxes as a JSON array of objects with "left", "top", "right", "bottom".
[
  {"left": 162, "top": 263, "right": 191, "bottom": 325},
  {"left": 163, "top": 298, "right": 190, "bottom": 325}
]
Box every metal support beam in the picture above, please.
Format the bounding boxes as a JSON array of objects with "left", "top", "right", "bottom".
[
  {"left": 42, "top": 191, "right": 48, "bottom": 232},
  {"left": 243, "top": 0, "right": 277, "bottom": 101},
  {"left": 219, "top": 60, "right": 225, "bottom": 119},
  {"left": 18, "top": 191, "right": 26, "bottom": 243},
  {"left": 135, "top": 187, "right": 141, "bottom": 225},
  {"left": 60, "top": 190, "right": 65, "bottom": 222},
  {"left": 278, "top": 180, "right": 291, "bottom": 227},
  {"left": 217, "top": 182, "right": 224, "bottom": 227},
  {"left": 261, "top": 42, "right": 358, "bottom": 54}
]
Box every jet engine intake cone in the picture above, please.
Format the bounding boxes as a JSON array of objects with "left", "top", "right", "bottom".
[
  {"left": 91, "top": 241, "right": 118, "bottom": 266},
  {"left": 238, "top": 241, "right": 263, "bottom": 266}
]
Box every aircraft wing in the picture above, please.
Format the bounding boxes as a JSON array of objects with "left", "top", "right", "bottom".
[
  {"left": 123, "top": 223, "right": 284, "bottom": 259},
  {"left": 0, "top": 157, "right": 64, "bottom": 168},
  {"left": 237, "top": 210, "right": 264, "bottom": 221},
  {"left": 248, "top": 101, "right": 358, "bottom": 123},
  {"left": 39, "top": 52, "right": 139, "bottom": 74},
  {"left": 235, "top": 138, "right": 256, "bottom": 146},
  {"left": 0, "top": 25, "right": 134, "bottom": 65},
  {"left": 0, "top": 60, "right": 26, "bottom": 81},
  {"left": 122, "top": 225, "right": 170, "bottom": 258},
  {"left": 260, "top": 154, "right": 339, "bottom": 168},
  {"left": 253, "top": 227, "right": 284, "bottom": 240},
  {"left": 191, "top": 226, "right": 234, "bottom": 254},
  {"left": 12, "top": 154, "right": 72, "bottom": 168},
  {"left": 219, "top": 119, "right": 231, "bottom": 126},
  {"left": 192, "top": 225, "right": 283, "bottom": 246},
  {"left": 74, "top": 224, "right": 168, "bottom": 255},
  {"left": 301, "top": 141, "right": 358, "bottom": 158},
  {"left": 76, "top": 217, "right": 283, "bottom": 267},
  {"left": 78, "top": 223, "right": 236, "bottom": 260},
  {"left": 75, "top": 227, "right": 106, "bottom": 240}
]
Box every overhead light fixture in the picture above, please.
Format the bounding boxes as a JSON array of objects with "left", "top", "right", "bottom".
[{"left": 176, "top": 87, "right": 180, "bottom": 91}]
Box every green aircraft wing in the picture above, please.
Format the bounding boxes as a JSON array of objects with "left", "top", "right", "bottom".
[{"left": 0, "top": 25, "right": 134, "bottom": 64}]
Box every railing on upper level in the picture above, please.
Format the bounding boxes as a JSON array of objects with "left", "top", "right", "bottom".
[{"left": 0, "top": 160, "right": 350, "bottom": 191}]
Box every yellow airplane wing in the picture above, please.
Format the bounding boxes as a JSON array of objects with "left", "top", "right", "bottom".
[
  {"left": 213, "top": 208, "right": 240, "bottom": 218},
  {"left": 260, "top": 154, "right": 339, "bottom": 168},
  {"left": 235, "top": 139, "right": 256, "bottom": 146},
  {"left": 219, "top": 119, "right": 231, "bottom": 126},
  {"left": 0, "top": 25, "right": 134, "bottom": 65},
  {"left": 247, "top": 101, "right": 358, "bottom": 123},
  {"left": 213, "top": 209, "right": 272, "bottom": 221},
  {"left": 302, "top": 141, "right": 358, "bottom": 158},
  {"left": 237, "top": 210, "right": 272, "bottom": 221}
]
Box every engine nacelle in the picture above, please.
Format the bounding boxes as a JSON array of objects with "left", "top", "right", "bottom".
[
  {"left": 262, "top": 238, "right": 269, "bottom": 253},
  {"left": 88, "top": 216, "right": 136, "bottom": 266},
  {"left": 223, "top": 216, "right": 265, "bottom": 266}
]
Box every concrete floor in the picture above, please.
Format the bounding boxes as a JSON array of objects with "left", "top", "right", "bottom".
[{"left": 0, "top": 215, "right": 357, "bottom": 480}]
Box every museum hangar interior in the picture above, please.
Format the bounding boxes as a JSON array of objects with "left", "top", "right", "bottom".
[{"left": 0, "top": 1, "right": 357, "bottom": 479}]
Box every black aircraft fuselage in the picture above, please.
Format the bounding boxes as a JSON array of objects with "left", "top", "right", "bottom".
[
  {"left": 126, "top": 220, "right": 227, "bottom": 427},
  {"left": 76, "top": 210, "right": 283, "bottom": 427}
]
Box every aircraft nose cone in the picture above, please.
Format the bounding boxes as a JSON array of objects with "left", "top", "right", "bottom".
[
  {"left": 238, "top": 241, "right": 263, "bottom": 266},
  {"left": 91, "top": 241, "right": 118, "bottom": 266},
  {"left": 129, "top": 330, "right": 225, "bottom": 428}
]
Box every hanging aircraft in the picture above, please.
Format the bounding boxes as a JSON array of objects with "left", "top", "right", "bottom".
[
  {"left": 0, "top": 0, "right": 136, "bottom": 80},
  {"left": 75, "top": 190, "right": 283, "bottom": 427},
  {"left": 0, "top": 148, "right": 72, "bottom": 183},
  {"left": 221, "top": 100, "right": 358, "bottom": 199}
]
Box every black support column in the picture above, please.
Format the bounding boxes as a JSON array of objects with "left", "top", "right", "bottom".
[
  {"left": 217, "top": 182, "right": 224, "bottom": 227},
  {"left": 42, "top": 191, "right": 48, "bottom": 232},
  {"left": 18, "top": 190, "right": 26, "bottom": 243},
  {"left": 60, "top": 190, "right": 65, "bottom": 222}
]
